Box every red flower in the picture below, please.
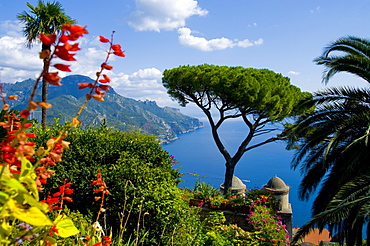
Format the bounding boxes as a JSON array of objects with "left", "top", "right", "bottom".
[
  {"left": 63, "top": 196, "right": 73, "bottom": 202},
  {"left": 111, "top": 44, "right": 121, "bottom": 51},
  {"left": 92, "top": 94, "right": 104, "bottom": 102},
  {"left": 68, "top": 25, "right": 89, "bottom": 35},
  {"left": 99, "top": 85, "right": 110, "bottom": 91},
  {"left": 62, "top": 24, "right": 89, "bottom": 41},
  {"left": 101, "top": 63, "right": 113, "bottom": 70},
  {"left": 43, "top": 72, "right": 62, "bottom": 86},
  {"left": 54, "top": 64, "right": 71, "bottom": 72},
  {"left": 49, "top": 226, "right": 59, "bottom": 236},
  {"left": 23, "top": 123, "right": 33, "bottom": 129},
  {"left": 7, "top": 95, "right": 18, "bottom": 100},
  {"left": 64, "top": 42, "right": 80, "bottom": 51},
  {"left": 19, "top": 110, "right": 30, "bottom": 118},
  {"left": 78, "top": 83, "right": 94, "bottom": 89},
  {"left": 113, "top": 50, "right": 125, "bottom": 57},
  {"left": 102, "top": 236, "right": 112, "bottom": 245},
  {"left": 25, "top": 133, "right": 36, "bottom": 138},
  {"left": 1, "top": 145, "right": 14, "bottom": 152},
  {"left": 111, "top": 44, "right": 125, "bottom": 57},
  {"left": 99, "top": 74, "right": 111, "bottom": 83},
  {"left": 54, "top": 46, "right": 77, "bottom": 61},
  {"left": 39, "top": 33, "right": 57, "bottom": 45},
  {"left": 99, "top": 36, "right": 110, "bottom": 43}
]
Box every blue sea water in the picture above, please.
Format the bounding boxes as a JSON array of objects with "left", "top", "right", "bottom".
[{"left": 162, "top": 119, "right": 315, "bottom": 228}]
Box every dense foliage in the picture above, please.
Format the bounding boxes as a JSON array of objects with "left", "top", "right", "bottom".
[
  {"left": 33, "top": 124, "right": 205, "bottom": 244},
  {"left": 287, "top": 36, "right": 370, "bottom": 245}
]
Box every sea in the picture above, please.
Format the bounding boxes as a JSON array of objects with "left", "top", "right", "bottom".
[{"left": 161, "top": 119, "right": 315, "bottom": 229}]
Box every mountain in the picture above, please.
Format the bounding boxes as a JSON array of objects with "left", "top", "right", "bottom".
[{"left": 2, "top": 75, "right": 203, "bottom": 143}]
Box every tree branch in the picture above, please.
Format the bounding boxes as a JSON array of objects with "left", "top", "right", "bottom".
[{"left": 244, "top": 136, "right": 287, "bottom": 152}]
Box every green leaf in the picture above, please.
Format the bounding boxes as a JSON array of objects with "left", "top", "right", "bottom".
[
  {"left": 54, "top": 214, "right": 80, "bottom": 238},
  {"left": 20, "top": 157, "right": 35, "bottom": 179},
  {"left": 19, "top": 176, "right": 39, "bottom": 201},
  {"left": 0, "top": 192, "right": 9, "bottom": 204},
  {"left": 20, "top": 193, "right": 49, "bottom": 213},
  {"left": 1, "top": 177, "right": 28, "bottom": 193},
  {"left": 7, "top": 198, "right": 53, "bottom": 226},
  {"left": 42, "top": 236, "right": 57, "bottom": 245},
  {"left": 0, "top": 220, "right": 12, "bottom": 239}
]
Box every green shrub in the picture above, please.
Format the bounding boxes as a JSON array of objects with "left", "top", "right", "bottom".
[
  {"left": 202, "top": 212, "right": 254, "bottom": 245},
  {"left": 32, "top": 123, "right": 203, "bottom": 245}
]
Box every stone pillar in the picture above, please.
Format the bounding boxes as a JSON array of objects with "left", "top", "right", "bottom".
[{"left": 263, "top": 176, "right": 293, "bottom": 239}]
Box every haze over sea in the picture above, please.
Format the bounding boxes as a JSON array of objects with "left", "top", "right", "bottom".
[{"left": 162, "top": 119, "right": 315, "bottom": 229}]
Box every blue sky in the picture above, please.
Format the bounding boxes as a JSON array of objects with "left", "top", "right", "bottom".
[{"left": 0, "top": 0, "right": 369, "bottom": 118}]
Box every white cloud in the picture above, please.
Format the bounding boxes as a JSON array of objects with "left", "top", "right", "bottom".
[
  {"left": 111, "top": 68, "right": 177, "bottom": 107},
  {"left": 127, "top": 0, "right": 208, "bottom": 32},
  {"left": 0, "top": 35, "right": 44, "bottom": 82},
  {"left": 178, "top": 27, "right": 264, "bottom": 51},
  {"left": 288, "top": 71, "right": 300, "bottom": 75},
  {"left": 0, "top": 20, "right": 23, "bottom": 37}
]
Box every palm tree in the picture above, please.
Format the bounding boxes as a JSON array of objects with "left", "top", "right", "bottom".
[
  {"left": 314, "top": 36, "right": 370, "bottom": 84},
  {"left": 288, "top": 87, "right": 370, "bottom": 245},
  {"left": 17, "top": 1, "right": 75, "bottom": 128},
  {"left": 288, "top": 36, "right": 370, "bottom": 245}
]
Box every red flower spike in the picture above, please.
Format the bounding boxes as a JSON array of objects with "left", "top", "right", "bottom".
[
  {"left": 54, "top": 64, "right": 72, "bottom": 72},
  {"left": 99, "top": 36, "right": 110, "bottom": 43},
  {"left": 39, "top": 33, "right": 57, "bottom": 45},
  {"left": 43, "top": 73, "right": 62, "bottom": 86}
]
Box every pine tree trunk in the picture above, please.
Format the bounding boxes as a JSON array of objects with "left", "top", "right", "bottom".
[{"left": 223, "top": 163, "right": 235, "bottom": 193}]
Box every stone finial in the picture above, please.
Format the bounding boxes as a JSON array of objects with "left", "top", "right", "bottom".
[{"left": 220, "top": 176, "right": 246, "bottom": 194}]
